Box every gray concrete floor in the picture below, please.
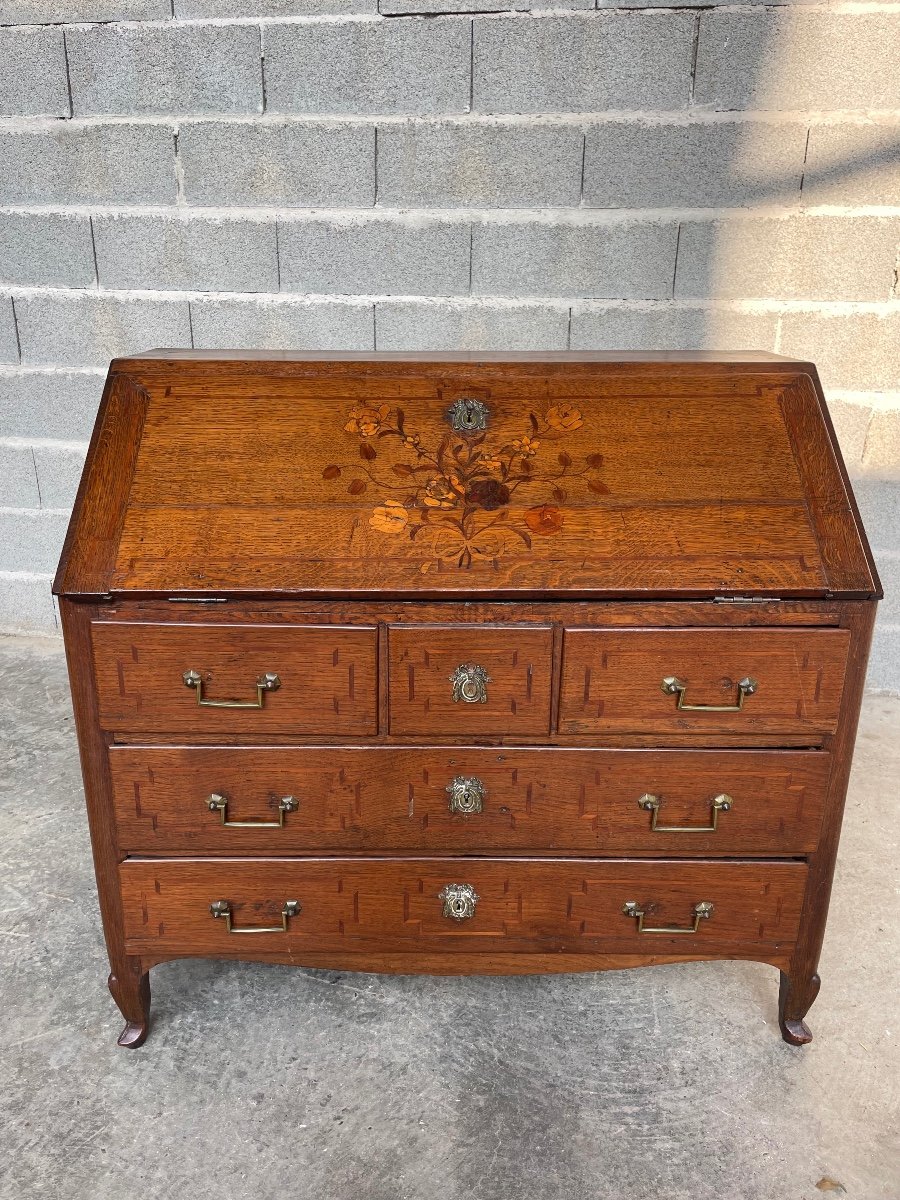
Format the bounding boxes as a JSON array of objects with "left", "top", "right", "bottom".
[{"left": 1, "top": 635, "right": 898, "bottom": 1200}]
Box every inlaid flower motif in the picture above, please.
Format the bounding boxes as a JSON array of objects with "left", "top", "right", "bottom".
[
  {"left": 512, "top": 435, "right": 541, "bottom": 456},
  {"left": 466, "top": 478, "right": 511, "bottom": 511},
  {"left": 345, "top": 404, "right": 391, "bottom": 438},
  {"left": 525, "top": 504, "right": 565, "bottom": 535},
  {"left": 369, "top": 500, "right": 409, "bottom": 534},
  {"left": 545, "top": 404, "right": 583, "bottom": 432},
  {"left": 424, "top": 476, "right": 461, "bottom": 508}
]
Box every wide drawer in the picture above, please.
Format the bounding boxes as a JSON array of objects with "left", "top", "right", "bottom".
[
  {"left": 120, "top": 858, "right": 807, "bottom": 956},
  {"left": 559, "top": 628, "right": 850, "bottom": 737},
  {"left": 109, "top": 746, "right": 830, "bottom": 855},
  {"left": 92, "top": 621, "right": 378, "bottom": 736},
  {"left": 388, "top": 624, "right": 553, "bottom": 736}
]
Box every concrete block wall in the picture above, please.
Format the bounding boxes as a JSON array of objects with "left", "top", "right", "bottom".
[{"left": 0, "top": 1, "right": 898, "bottom": 687}]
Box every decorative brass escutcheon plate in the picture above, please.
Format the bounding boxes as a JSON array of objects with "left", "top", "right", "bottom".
[
  {"left": 446, "top": 775, "right": 486, "bottom": 814},
  {"left": 447, "top": 397, "right": 489, "bottom": 433},
  {"left": 439, "top": 883, "right": 479, "bottom": 921},
  {"left": 449, "top": 662, "right": 491, "bottom": 704}
]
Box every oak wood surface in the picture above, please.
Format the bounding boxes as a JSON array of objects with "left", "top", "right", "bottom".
[
  {"left": 120, "top": 857, "right": 807, "bottom": 957},
  {"left": 109, "top": 745, "right": 829, "bottom": 856},
  {"left": 559, "top": 627, "right": 850, "bottom": 736},
  {"left": 92, "top": 621, "right": 378, "bottom": 736}
]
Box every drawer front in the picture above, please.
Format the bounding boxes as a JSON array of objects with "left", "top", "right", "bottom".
[
  {"left": 92, "top": 622, "right": 378, "bottom": 736},
  {"left": 559, "top": 628, "right": 850, "bottom": 736},
  {"left": 121, "top": 858, "right": 807, "bottom": 956},
  {"left": 110, "top": 746, "right": 829, "bottom": 855},
  {"left": 388, "top": 625, "right": 553, "bottom": 736}
]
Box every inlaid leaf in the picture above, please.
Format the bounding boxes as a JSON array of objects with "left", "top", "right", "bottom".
[
  {"left": 348, "top": 479, "right": 367, "bottom": 495},
  {"left": 586, "top": 452, "right": 604, "bottom": 469},
  {"left": 552, "top": 486, "right": 567, "bottom": 502},
  {"left": 322, "top": 465, "right": 341, "bottom": 480},
  {"left": 393, "top": 463, "right": 413, "bottom": 477},
  {"left": 558, "top": 452, "right": 572, "bottom": 468},
  {"left": 529, "top": 412, "right": 539, "bottom": 433},
  {"left": 359, "top": 443, "right": 377, "bottom": 461},
  {"left": 588, "top": 478, "right": 610, "bottom": 494}
]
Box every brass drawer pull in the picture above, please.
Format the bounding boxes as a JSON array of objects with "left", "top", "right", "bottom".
[
  {"left": 439, "top": 883, "right": 479, "bottom": 921},
  {"left": 622, "top": 900, "right": 714, "bottom": 935},
  {"left": 183, "top": 669, "right": 281, "bottom": 709},
  {"left": 209, "top": 899, "right": 300, "bottom": 934},
  {"left": 207, "top": 792, "right": 298, "bottom": 828},
  {"left": 638, "top": 792, "right": 732, "bottom": 833},
  {"left": 446, "top": 776, "right": 486, "bottom": 814},
  {"left": 450, "top": 663, "right": 491, "bottom": 704},
  {"left": 661, "top": 675, "right": 757, "bottom": 712}
]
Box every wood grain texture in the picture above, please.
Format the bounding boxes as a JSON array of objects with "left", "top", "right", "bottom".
[
  {"left": 559, "top": 627, "right": 850, "bottom": 736},
  {"left": 91, "top": 621, "right": 378, "bottom": 736},
  {"left": 109, "top": 746, "right": 830, "bottom": 856},
  {"left": 120, "top": 857, "right": 808, "bottom": 957},
  {"left": 54, "top": 354, "right": 879, "bottom": 600},
  {"left": 388, "top": 624, "right": 553, "bottom": 736}
]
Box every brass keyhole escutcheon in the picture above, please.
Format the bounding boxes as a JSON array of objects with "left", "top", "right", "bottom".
[
  {"left": 439, "top": 883, "right": 479, "bottom": 921},
  {"left": 447, "top": 397, "right": 489, "bottom": 433},
  {"left": 450, "top": 663, "right": 491, "bottom": 704},
  {"left": 446, "top": 776, "right": 486, "bottom": 814}
]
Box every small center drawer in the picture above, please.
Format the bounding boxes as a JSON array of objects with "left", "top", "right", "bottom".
[
  {"left": 388, "top": 624, "right": 553, "bottom": 737},
  {"left": 92, "top": 621, "right": 378, "bottom": 736}
]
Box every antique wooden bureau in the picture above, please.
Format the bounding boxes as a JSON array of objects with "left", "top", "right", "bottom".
[{"left": 54, "top": 350, "right": 880, "bottom": 1048}]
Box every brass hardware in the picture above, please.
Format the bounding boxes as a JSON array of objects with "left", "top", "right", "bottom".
[
  {"left": 660, "top": 675, "right": 757, "bottom": 712},
  {"left": 207, "top": 792, "right": 298, "bottom": 828},
  {"left": 449, "top": 662, "right": 491, "bottom": 704},
  {"left": 439, "top": 883, "right": 479, "bottom": 921},
  {"left": 447, "top": 397, "right": 489, "bottom": 433},
  {"left": 622, "top": 900, "right": 714, "bottom": 935},
  {"left": 209, "top": 899, "right": 300, "bottom": 933},
  {"left": 183, "top": 669, "right": 281, "bottom": 709},
  {"left": 446, "top": 776, "right": 486, "bottom": 814},
  {"left": 638, "top": 792, "right": 732, "bottom": 833}
]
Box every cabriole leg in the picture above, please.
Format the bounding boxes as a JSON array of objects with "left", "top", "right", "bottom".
[
  {"left": 778, "top": 969, "right": 820, "bottom": 1046},
  {"left": 108, "top": 961, "right": 151, "bottom": 1049}
]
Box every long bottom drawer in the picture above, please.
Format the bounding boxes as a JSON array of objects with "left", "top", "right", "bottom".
[{"left": 121, "top": 858, "right": 807, "bottom": 957}]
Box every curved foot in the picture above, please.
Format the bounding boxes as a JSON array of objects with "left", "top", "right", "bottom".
[
  {"left": 778, "top": 970, "right": 820, "bottom": 1047},
  {"left": 108, "top": 964, "right": 151, "bottom": 1049},
  {"left": 117, "top": 1018, "right": 150, "bottom": 1049}
]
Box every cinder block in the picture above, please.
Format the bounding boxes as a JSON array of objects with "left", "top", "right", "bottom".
[
  {"left": 0, "top": 444, "right": 39, "bottom": 507},
  {"left": 570, "top": 305, "right": 778, "bottom": 352},
  {"left": 0, "top": 510, "right": 70, "bottom": 573},
  {"left": 0, "top": 123, "right": 175, "bottom": 205},
  {"left": 0, "top": 298, "right": 18, "bottom": 364},
  {"left": 584, "top": 122, "right": 807, "bottom": 208},
  {"left": 0, "top": 1, "right": 169, "bottom": 19},
  {"left": 15, "top": 295, "right": 191, "bottom": 369},
  {"left": 278, "top": 218, "right": 469, "bottom": 297},
  {"left": 695, "top": 12, "right": 900, "bottom": 110},
  {"left": 31, "top": 444, "right": 88, "bottom": 510},
  {"left": 779, "top": 312, "right": 900, "bottom": 393},
  {"left": 376, "top": 302, "right": 568, "bottom": 351},
  {"left": 378, "top": 124, "right": 583, "bottom": 208},
  {"left": 0, "top": 26, "right": 68, "bottom": 117},
  {"left": 866, "top": 621, "right": 900, "bottom": 693},
  {"left": 0, "top": 574, "right": 57, "bottom": 635},
  {"left": 472, "top": 221, "right": 677, "bottom": 300},
  {"left": 179, "top": 121, "right": 374, "bottom": 207},
  {"left": 0, "top": 371, "right": 103, "bottom": 440},
  {"left": 675, "top": 217, "right": 900, "bottom": 303},
  {"left": 383, "top": 0, "right": 589, "bottom": 10},
  {"left": 862, "top": 410, "right": 900, "bottom": 481},
  {"left": 66, "top": 24, "right": 262, "bottom": 117},
  {"left": 265, "top": 20, "right": 469, "bottom": 115},
  {"left": 190, "top": 298, "right": 373, "bottom": 351},
  {"left": 853, "top": 478, "right": 900, "bottom": 550},
  {"left": 826, "top": 398, "right": 872, "bottom": 475},
  {"left": 803, "top": 126, "right": 900, "bottom": 206},
  {"left": 473, "top": 13, "right": 695, "bottom": 113},
  {"left": 0, "top": 214, "right": 95, "bottom": 288},
  {"left": 94, "top": 215, "right": 278, "bottom": 293},
  {"left": 178, "top": 0, "right": 373, "bottom": 13}
]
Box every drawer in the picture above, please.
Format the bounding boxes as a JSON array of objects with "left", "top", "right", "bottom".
[
  {"left": 92, "top": 621, "right": 378, "bottom": 736},
  {"left": 121, "top": 858, "right": 807, "bottom": 956},
  {"left": 110, "top": 746, "right": 829, "bottom": 856},
  {"left": 388, "top": 624, "right": 553, "bottom": 737},
  {"left": 559, "top": 628, "right": 850, "bottom": 737}
]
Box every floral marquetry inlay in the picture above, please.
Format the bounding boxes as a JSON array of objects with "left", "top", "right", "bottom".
[{"left": 323, "top": 401, "right": 609, "bottom": 571}]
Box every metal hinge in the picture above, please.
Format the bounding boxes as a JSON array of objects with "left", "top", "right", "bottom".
[{"left": 713, "top": 595, "right": 781, "bottom": 604}]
